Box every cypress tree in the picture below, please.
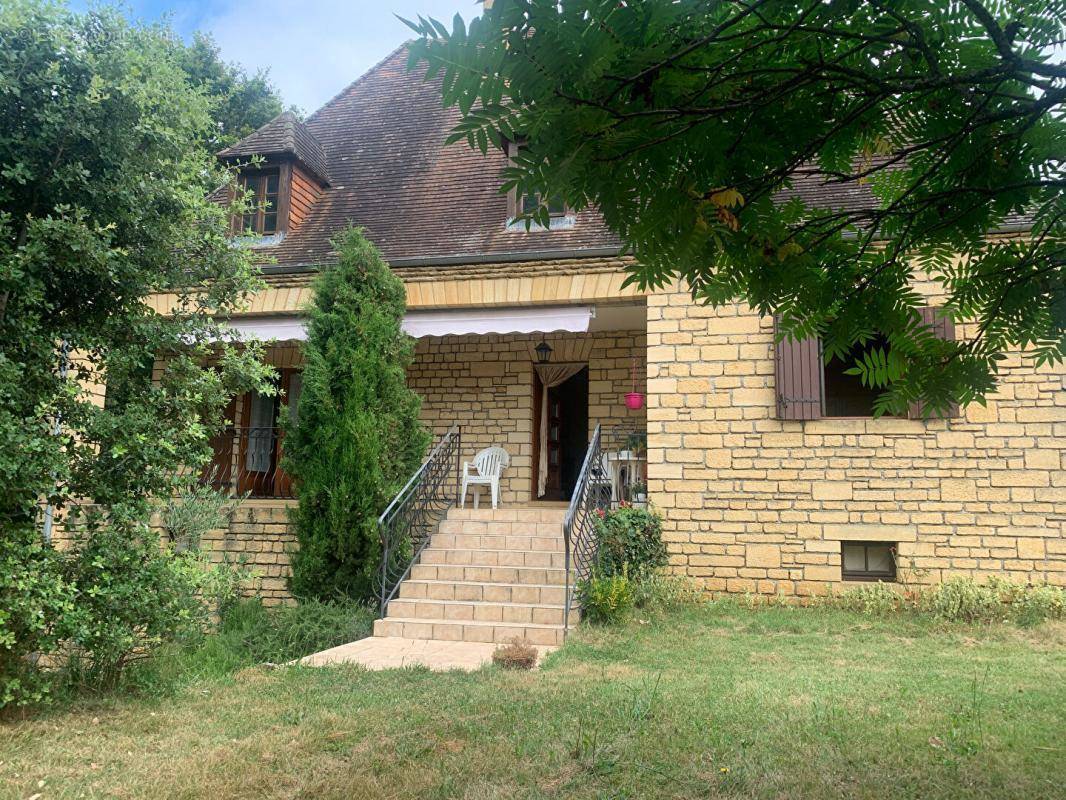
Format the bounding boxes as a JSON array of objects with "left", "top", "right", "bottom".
[{"left": 285, "top": 228, "right": 429, "bottom": 601}]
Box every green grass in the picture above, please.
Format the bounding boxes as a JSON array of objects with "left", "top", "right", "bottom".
[{"left": 2, "top": 603, "right": 1064, "bottom": 799}]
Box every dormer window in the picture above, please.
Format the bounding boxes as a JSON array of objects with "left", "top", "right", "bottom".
[
  {"left": 216, "top": 111, "right": 330, "bottom": 246},
  {"left": 506, "top": 140, "right": 573, "bottom": 230},
  {"left": 238, "top": 169, "right": 280, "bottom": 235}
]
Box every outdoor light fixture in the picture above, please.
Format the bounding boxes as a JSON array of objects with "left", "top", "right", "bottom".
[{"left": 535, "top": 340, "right": 553, "bottom": 363}]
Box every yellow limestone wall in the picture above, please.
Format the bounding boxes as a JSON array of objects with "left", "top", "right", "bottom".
[
  {"left": 645, "top": 287, "right": 1066, "bottom": 595},
  {"left": 409, "top": 329, "right": 648, "bottom": 506}
]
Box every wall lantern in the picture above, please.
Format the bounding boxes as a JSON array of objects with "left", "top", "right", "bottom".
[{"left": 535, "top": 340, "right": 553, "bottom": 364}]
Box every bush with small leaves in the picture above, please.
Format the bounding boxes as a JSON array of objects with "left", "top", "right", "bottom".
[{"left": 593, "top": 505, "right": 667, "bottom": 579}]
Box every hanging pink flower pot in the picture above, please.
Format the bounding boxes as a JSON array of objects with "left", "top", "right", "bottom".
[{"left": 625, "top": 392, "right": 645, "bottom": 410}]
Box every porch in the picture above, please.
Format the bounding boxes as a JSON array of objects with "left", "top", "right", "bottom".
[{"left": 201, "top": 300, "right": 648, "bottom": 507}]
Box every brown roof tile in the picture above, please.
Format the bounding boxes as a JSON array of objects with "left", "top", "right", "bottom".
[
  {"left": 218, "top": 110, "right": 330, "bottom": 186},
  {"left": 234, "top": 45, "right": 1029, "bottom": 272}
]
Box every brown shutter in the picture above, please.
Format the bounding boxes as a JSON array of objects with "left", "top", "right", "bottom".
[
  {"left": 909, "top": 306, "right": 961, "bottom": 419},
  {"left": 775, "top": 316, "right": 823, "bottom": 420}
]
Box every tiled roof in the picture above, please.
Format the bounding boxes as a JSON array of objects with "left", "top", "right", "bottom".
[
  {"left": 232, "top": 45, "right": 1029, "bottom": 272},
  {"left": 217, "top": 111, "right": 330, "bottom": 186}
]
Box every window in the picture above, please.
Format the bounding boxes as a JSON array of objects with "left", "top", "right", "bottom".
[
  {"left": 237, "top": 169, "right": 280, "bottom": 235},
  {"left": 841, "top": 541, "right": 896, "bottom": 582},
  {"left": 506, "top": 140, "right": 568, "bottom": 224},
  {"left": 823, "top": 334, "right": 892, "bottom": 417},
  {"left": 775, "top": 308, "right": 959, "bottom": 420}
]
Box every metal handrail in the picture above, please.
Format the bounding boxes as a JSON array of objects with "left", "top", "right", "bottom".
[
  {"left": 562, "top": 423, "right": 605, "bottom": 634},
  {"left": 376, "top": 424, "right": 461, "bottom": 615}
]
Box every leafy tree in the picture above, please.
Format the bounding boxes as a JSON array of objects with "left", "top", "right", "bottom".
[
  {"left": 285, "top": 228, "right": 429, "bottom": 602},
  {"left": 0, "top": 1, "right": 271, "bottom": 704},
  {"left": 175, "top": 31, "right": 287, "bottom": 150},
  {"left": 407, "top": 0, "right": 1065, "bottom": 415}
]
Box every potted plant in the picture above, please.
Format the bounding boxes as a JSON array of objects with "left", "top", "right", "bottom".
[{"left": 630, "top": 481, "right": 648, "bottom": 506}]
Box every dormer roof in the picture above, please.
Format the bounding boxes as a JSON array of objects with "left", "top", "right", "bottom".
[{"left": 217, "top": 111, "right": 330, "bottom": 187}]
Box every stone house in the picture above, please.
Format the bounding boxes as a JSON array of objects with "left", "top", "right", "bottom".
[{"left": 146, "top": 45, "right": 1064, "bottom": 635}]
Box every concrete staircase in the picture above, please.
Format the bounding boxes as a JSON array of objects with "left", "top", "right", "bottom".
[{"left": 372, "top": 506, "right": 574, "bottom": 646}]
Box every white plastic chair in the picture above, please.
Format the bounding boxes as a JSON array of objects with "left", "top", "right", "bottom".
[{"left": 460, "top": 447, "right": 510, "bottom": 509}]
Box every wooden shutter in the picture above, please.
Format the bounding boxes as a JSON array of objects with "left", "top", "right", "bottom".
[
  {"left": 774, "top": 316, "right": 823, "bottom": 420},
  {"left": 909, "top": 306, "right": 961, "bottom": 419}
]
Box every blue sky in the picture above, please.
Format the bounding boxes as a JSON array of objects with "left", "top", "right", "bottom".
[{"left": 74, "top": 1, "right": 480, "bottom": 113}]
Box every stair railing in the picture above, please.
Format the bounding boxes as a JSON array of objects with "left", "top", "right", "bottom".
[
  {"left": 377, "top": 424, "right": 461, "bottom": 615},
  {"left": 562, "top": 423, "right": 608, "bottom": 634}
]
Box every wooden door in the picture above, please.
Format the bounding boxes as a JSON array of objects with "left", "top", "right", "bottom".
[{"left": 544, "top": 388, "right": 564, "bottom": 499}]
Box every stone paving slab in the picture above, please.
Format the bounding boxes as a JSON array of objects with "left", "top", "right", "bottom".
[{"left": 299, "top": 636, "right": 555, "bottom": 671}]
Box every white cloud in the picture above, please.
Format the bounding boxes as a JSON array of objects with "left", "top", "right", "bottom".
[{"left": 201, "top": 0, "right": 478, "bottom": 114}]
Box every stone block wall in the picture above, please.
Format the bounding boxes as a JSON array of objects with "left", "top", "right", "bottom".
[
  {"left": 199, "top": 502, "right": 297, "bottom": 606},
  {"left": 409, "top": 327, "right": 647, "bottom": 505},
  {"left": 646, "top": 287, "right": 1066, "bottom": 595}
]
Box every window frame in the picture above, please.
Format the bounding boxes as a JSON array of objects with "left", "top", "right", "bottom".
[
  {"left": 237, "top": 168, "right": 280, "bottom": 235},
  {"left": 505, "top": 140, "right": 570, "bottom": 225},
  {"left": 232, "top": 163, "right": 294, "bottom": 239},
  {"left": 840, "top": 541, "right": 897, "bottom": 582}
]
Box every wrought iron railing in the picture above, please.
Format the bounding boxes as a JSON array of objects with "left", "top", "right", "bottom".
[
  {"left": 377, "top": 424, "right": 461, "bottom": 615},
  {"left": 562, "top": 424, "right": 649, "bottom": 633},
  {"left": 563, "top": 425, "right": 604, "bottom": 633},
  {"left": 201, "top": 426, "right": 296, "bottom": 499}
]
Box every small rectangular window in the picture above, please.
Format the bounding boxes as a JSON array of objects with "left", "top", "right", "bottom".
[
  {"left": 841, "top": 541, "right": 897, "bottom": 581},
  {"left": 238, "top": 169, "right": 280, "bottom": 235}
]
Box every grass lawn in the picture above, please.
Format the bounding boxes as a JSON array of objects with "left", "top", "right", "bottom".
[{"left": 2, "top": 603, "right": 1064, "bottom": 799}]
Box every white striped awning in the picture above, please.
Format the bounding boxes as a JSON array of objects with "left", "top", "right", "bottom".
[{"left": 216, "top": 305, "right": 595, "bottom": 341}]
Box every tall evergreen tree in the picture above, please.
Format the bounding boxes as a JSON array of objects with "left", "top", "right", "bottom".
[{"left": 285, "top": 228, "right": 429, "bottom": 601}]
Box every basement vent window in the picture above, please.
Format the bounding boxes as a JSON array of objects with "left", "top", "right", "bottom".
[{"left": 841, "top": 541, "right": 897, "bottom": 582}]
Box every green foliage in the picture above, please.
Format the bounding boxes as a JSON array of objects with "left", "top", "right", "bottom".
[
  {"left": 174, "top": 31, "right": 287, "bottom": 149},
  {"left": 60, "top": 512, "right": 253, "bottom": 689},
  {"left": 578, "top": 567, "right": 635, "bottom": 625},
  {"left": 823, "top": 576, "right": 1066, "bottom": 626},
  {"left": 159, "top": 483, "right": 245, "bottom": 552},
  {"left": 0, "top": 2, "right": 274, "bottom": 707},
  {"left": 923, "top": 577, "right": 1065, "bottom": 626},
  {"left": 211, "top": 597, "right": 375, "bottom": 666},
  {"left": 631, "top": 570, "right": 705, "bottom": 612},
  {"left": 284, "top": 228, "right": 430, "bottom": 601},
  {"left": 407, "top": 1, "right": 1066, "bottom": 414},
  {"left": 593, "top": 505, "right": 667, "bottom": 578},
  {"left": 0, "top": 532, "right": 75, "bottom": 708}
]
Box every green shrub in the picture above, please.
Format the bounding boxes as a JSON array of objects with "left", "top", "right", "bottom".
[
  {"left": 578, "top": 568, "right": 635, "bottom": 625},
  {"left": 285, "top": 228, "right": 429, "bottom": 601},
  {"left": 0, "top": 531, "right": 76, "bottom": 709},
  {"left": 61, "top": 523, "right": 215, "bottom": 688},
  {"left": 632, "top": 570, "right": 705, "bottom": 611},
  {"left": 160, "top": 484, "right": 245, "bottom": 552},
  {"left": 593, "top": 505, "right": 667, "bottom": 578}
]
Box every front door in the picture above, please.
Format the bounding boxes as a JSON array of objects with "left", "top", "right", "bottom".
[{"left": 540, "top": 366, "right": 589, "bottom": 501}]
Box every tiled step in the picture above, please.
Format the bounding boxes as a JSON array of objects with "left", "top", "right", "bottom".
[
  {"left": 448, "top": 508, "right": 567, "bottom": 524},
  {"left": 398, "top": 579, "right": 566, "bottom": 605},
  {"left": 430, "top": 532, "right": 564, "bottom": 552},
  {"left": 373, "top": 616, "right": 565, "bottom": 646},
  {"left": 410, "top": 563, "right": 568, "bottom": 585},
  {"left": 419, "top": 547, "right": 567, "bottom": 569},
  {"left": 387, "top": 598, "right": 578, "bottom": 626},
  {"left": 436, "top": 518, "right": 566, "bottom": 537}
]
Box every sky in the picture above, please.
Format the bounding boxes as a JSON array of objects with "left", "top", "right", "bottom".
[{"left": 73, "top": 1, "right": 480, "bottom": 113}]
